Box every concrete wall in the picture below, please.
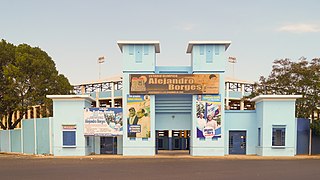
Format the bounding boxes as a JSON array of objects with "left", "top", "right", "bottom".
[
  {"left": 122, "top": 43, "right": 157, "bottom": 156},
  {"left": 123, "top": 73, "right": 156, "bottom": 156},
  {"left": 122, "top": 45, "right": 156, "bottom": 72},
  {"left": 225, "top": 110, "right": 257, "bottom": 155},
  {"left": 190, "top": 43, "right": 227, "bottom": 156},
  {"left": 36, "top": 118, "right": 50, "bottom": 154},
  {"left": 155, "top": 113, "right": 192, "bottom": 130},
  {"left": 0, "top": 130, "right": 10, "bottom": 152},
  {"left": 22, "top": 119, "right": 35, "bottom": 154},
  {"left": 11, "top": 129, "right": 22, "bottom": 153},
  {"left": 191, "top": 45, "right": 226, "bottom": 72},
  {"left": 52, "top": 98, "right": 93, "bottom": 156},
  {"left": 0, "top": 118, "right": 51, "bottom": 155},
  {"left": 256, "top": 100, "right": 297, "bottom": 156}
]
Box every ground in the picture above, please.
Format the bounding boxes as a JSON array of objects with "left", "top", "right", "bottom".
[{"left": 0, "top": 154, "right": 320, "bottom": 180}]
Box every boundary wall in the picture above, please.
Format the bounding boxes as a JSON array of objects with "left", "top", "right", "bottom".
[{"left": 0, "top": 118, "right": 51, "bottom": 155}]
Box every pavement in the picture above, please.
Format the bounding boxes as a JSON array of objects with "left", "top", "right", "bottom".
[{"left": 2, "top": 150, "right": 320, "bottom": 160}]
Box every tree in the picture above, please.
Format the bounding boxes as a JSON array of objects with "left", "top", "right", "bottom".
[
  {"left": 0, "top": 39, "right": 16, "bottom": 129},
  {"left": 251, "top": 57, "right": 320, "bottom": 134},
  {"left": 0, "top": 40, "right": 73, "bottom": 129}
]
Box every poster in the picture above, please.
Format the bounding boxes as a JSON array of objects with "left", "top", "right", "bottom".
[
  {"left": 84, "top": 108, "right": 123, "bottom": 136},
  {"left": 127, "top": 94, "right": 151, "bottom": 138},
  {"left": 196, "top": 95, "right": 221, "bottom": 138},
  {"left": 130, "top": 74, "right": 219, "bottom": 94}
]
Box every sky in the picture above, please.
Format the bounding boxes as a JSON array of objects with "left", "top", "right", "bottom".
[{"left": 1, "top": 0, "right": 319, "bottom": 85}]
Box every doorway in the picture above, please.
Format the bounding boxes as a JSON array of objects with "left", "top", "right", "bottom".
[
  {"left": 229, "top": 131, "right": 246, "bottom": 154},
  {"left": 100, "top": 137, "right": 117, "bottom": 154},
  {"left": 156, "top": 130, "right": 190, "bottom": 152}
]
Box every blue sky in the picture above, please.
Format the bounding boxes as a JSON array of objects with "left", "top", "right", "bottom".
[{"left": 1, "top": 0, "right": 319, "bottom": 84}]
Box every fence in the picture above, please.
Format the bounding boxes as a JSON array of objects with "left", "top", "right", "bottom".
[
  {"left": 296, "top": 118, "right": 320, "bottom": 155},
  {"left": 0, "top": 118, "right": 51, "bottom": 155}
]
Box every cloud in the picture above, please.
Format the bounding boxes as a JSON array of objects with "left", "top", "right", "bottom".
[{"left": 277, "top": 23, "right": 320, "bottom": 33}]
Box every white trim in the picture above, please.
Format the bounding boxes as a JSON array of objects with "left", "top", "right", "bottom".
[
  {"left": 49, "top": 117, "right": 52, "bottom": 155},
  {"left": 117, "top": 40, "right": 160, "bottom": 53},
  {"left": 186, "top": 41, "right": 232, "bottom": 53},
  {"left": 46, "top": 95, "right": 95, "bottom": 102},
  {"left": 8, "top": 130, "right": 11, "bottom": 152},
  {"left": 21, "top": 120, "right": 24, "bottom": 153},
  {"left": 34, "top": 117, "right": 37, "bottom": 154},
  {"left": 250, "top": 95, "right": 302, "bottom": 102}
]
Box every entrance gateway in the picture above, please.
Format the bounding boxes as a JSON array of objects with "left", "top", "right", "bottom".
[{"left": 155, "top": 94, "right": 192, "bottom": 154}]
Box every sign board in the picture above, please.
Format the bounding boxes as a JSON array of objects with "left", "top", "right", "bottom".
[
  {"left": 130, "top": 74, "right": 219, "bottom": 94},
  {"left": 127, "top": 95, "right": 150, "bottom": 138},
  {"left": 84, "top": 108, "right": 122, "bottom": 136},
  {"left": 196, "top": 95, "right": 222, "bottom": 139}
]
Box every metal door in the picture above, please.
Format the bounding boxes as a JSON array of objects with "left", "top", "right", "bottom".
[
  {"left": 156, "top": 131, "right": 169, "bottom": 150},
  {"left": 229, "top": 131, "right": 246, "bottom": 154},
  {"left": 100, "top": 137, "right": 117, "bottom": 154}
]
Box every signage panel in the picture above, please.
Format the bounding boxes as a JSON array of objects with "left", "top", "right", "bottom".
[
  {"left": 84, "top": 108, "right": 123, "bottom": 136},
  {"left": 130, "top": 74, "right": 219, "bottom": 94}
]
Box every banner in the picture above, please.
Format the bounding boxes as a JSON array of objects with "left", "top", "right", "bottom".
[
  {"left": 196, "top": 95, "right": 221, "bottom": 138},
  {"left": 127, "top": 95, "right": 151, "bottom": 138},
  {"left": 130, "top": 74, "right": 219, "bottom": 94},
  {"left": 84, "top": 108, "right": 123, "bottom": 136}
]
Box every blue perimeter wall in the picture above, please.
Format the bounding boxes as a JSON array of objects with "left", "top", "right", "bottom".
[{"left": 0, "top": 118, "right": 50, "bottom": 155}]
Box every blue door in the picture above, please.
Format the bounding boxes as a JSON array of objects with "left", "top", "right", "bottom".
[{"left": 229, "top": 131, "right": 246, "bottom": 154}]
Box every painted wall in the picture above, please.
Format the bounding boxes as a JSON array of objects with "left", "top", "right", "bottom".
[
  {"left": 11, "top": 129, "right": 22, "bottom": 153},
  {"left": 155, "top": 113, "right": 192, "bottom": 130},
  {"left": 0, "top": 130, "right": 10, "bottom": 152},
  {"left": 0, "top": 118, "right": 51, "bottom": 155},
  {"left": 192, "top": 45, "right": 226, "bottom": 72},
  {"left": 190, "top": 44, "right": 227, "bottom": 156},
  {"left": 22, "top": 119, "right": 35, "bottom": 154},
  {"left": 122, "top": 43, "right": 156, "bottom": 156},
  {"left": 225, "top": 110, "right": 257, "bottom": 155},
  {"left": 52, "top": 99, "right": 92, "bottom": 156},
  {"left": 36, "top": 118, "right": 50, "bottom": 154},
  {"left": 122, "top": 45, "right": 156, "bottom": 72},
  {"left": 122, "top": 72, "right": 156, "bottom": 156},
  {"left": 256, "top": 100, "right": 296, "bottom": 156}
]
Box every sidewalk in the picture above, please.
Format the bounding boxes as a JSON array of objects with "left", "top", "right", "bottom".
[{"left": 2, "top": 151, "right": 320, "bottom": 160}]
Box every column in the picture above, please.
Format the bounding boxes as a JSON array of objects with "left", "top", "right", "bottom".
[{"left": 168, "top": 130, "right": 172, "bottom": 150}]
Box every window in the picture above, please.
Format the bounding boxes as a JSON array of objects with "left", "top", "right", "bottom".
[
  {"left": 62, "top": 125, "right": 76, "bottom": 147},
  {"left": 258, "top": 128, "right": 261, "bottom": 146},
  {"left": 272, "top": 126, "right": 285, "bottom": 146}
]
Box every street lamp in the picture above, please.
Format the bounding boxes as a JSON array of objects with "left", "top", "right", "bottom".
[
  {"left": 228, "top": 56, "right": 237, "bottom": 78},
  {"left": 98, "top": 56, "right": 105, "bottom": 80}
]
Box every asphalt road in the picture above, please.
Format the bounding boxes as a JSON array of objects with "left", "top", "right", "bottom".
[{"left": 0, "top": 154, "right": 320, "bottom": 180}]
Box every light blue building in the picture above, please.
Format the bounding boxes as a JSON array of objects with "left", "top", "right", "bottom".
[{"left": 44, "top": 40, "right": 301, "bottom": 156}]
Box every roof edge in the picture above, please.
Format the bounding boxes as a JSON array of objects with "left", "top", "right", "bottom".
[
  {"left": 117, "top": 40, "right": 160, "bottom": 53},
  {"left": 250, "top": 95, "right": 303, "bottom": 102}
]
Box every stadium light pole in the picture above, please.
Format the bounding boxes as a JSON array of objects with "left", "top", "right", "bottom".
[
  {"left": 228, "top": 56, "right": 237, "bottom": 78},
  {"left": 98, "top": 56, "right": 105, "bottom": 80}
]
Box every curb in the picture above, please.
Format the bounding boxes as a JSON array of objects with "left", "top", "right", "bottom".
[{"left": 1, "top": 152, "right": 320, "bottom": 160}]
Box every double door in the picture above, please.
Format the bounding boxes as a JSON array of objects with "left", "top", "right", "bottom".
[{"left": 156, "top": 130, "right": 190, "bottom": 150}]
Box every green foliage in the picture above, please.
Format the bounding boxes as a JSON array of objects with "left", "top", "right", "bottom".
[
  {"left": 252, "top": 57, "right": 320, "bottom": 134},
  {"left": 310, "top": 121, "right": 320, "bottom": 136},
  {"left": 0, "top": 39, "right": 73, "bottom": 129}
]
